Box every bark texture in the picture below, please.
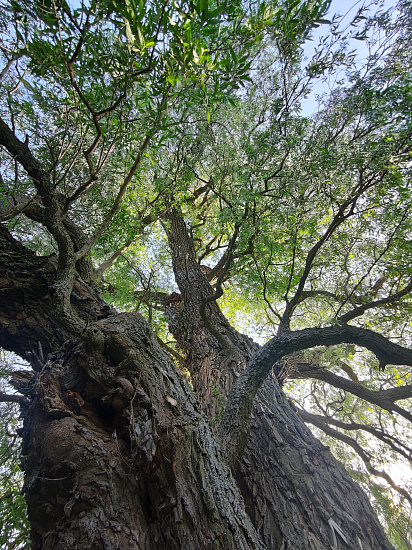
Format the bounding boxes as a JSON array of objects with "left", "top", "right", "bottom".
[
  {"left": 238, "top": 378, "right": 394, "bottom": 549},
  {"left": 0, "top": 219, "right": 396, "bottom": 549},
  {"left": 0, "top": 225, "right": 262, "bottom": 550},
  {"left": 164, "top": 211, "right": 396, "bottom": 550}
]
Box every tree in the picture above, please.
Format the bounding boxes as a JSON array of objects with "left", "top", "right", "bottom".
[{"left": 0, "top": 0, "right": 411, "bottom": 548}]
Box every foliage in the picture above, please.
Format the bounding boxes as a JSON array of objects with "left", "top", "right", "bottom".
[{"left": 0, "top": 354, "right": 30, "bottom": 550}]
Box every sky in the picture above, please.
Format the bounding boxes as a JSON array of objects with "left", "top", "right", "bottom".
[{"left": 301, "top": 0, "right": 397, "bottom": 115}]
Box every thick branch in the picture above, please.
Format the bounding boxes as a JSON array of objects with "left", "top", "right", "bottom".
[
  {"left": 163, "top": 208, "right": 214, "bottom": 306},
  {"left": 220, "top": 323, "right": 412, "bottom": 469},
  {"left": 0, "top": 391, "right": 22, "bottom": 404},
  {"left": 0, "top": 223, "right": 111, "bottom": 357},
  {"left": 290, "top": 365, "right": 412, "bottom": 422},
  {"left": 0, "top": 118, "right": 83, "bottom": 334},
  {"left": 0, "top": 117, "right": 51, "bottom": 196}
]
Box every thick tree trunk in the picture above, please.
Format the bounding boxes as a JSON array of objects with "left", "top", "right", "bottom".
[
  {"left": 0, "top": 225, "right": 262, "bottom": 549},
  {"left": 21, "top": 315, "right": 263, "bottom": 550},
  {"left": 164, "top": 211, "right": 395, "bottom": 550},
  {"left": 0, "top": 221, "right": 395, "bottom": 549}
]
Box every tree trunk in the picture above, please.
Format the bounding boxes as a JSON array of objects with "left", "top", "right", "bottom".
[
  {"left": 0, "top": 221, "right": 395, "bottom": 549},
  {"left": 164, "top": 211, "right": 395, "bottom": 550},
  {"left": 0, "top": 225, "right": 262, "bottom": 549}
]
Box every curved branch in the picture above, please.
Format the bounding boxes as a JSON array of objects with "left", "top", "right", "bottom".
[
  {"left": 301, "top": 410, "right": 412, "bottom": 505},
  {"left": 0, "top": 118, "right": 83, "bottom": 334},
  {"left": 289, "top": 365, "right": 412, "bottom": 422},
  {"left": 0, "top": 117, "right": 51, "bottom": 197},
  {"left": 297, "top": 408, "right": 412, "bottom": 461},
  {"left": 220, "top": 323, "right": 412, "bottom": 469}
]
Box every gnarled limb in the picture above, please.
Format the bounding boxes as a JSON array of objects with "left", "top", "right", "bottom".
[
  {"left": 220, "top": 324, "right": 412, "bottom": 470},
  {"left": 0, "top": 224, "right": 265, "bottom": 550},
  {"left": 0, "top": 118, "right": 86, "bottom": 336}
]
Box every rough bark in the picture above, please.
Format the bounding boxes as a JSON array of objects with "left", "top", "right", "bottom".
[
  {"left": 162, "top": 210, "right": 249, "bottom": 419},
  {"left": 0, "top": 224, "right": 263, "bottom": 550},
  {"left": 0, "top": 214, "right": 399, "bottom": 549},
  {"left": 219, "top": 324, "right": 412, "bottom": 468},
  {"left": 164, "top": 211, "right": 396, "bottom": 550},
  {"left": 237, "top": 377, "right": 395, "bottom": 550}
]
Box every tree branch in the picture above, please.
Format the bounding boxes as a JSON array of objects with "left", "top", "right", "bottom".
[
  {"left": 338, "top": 277, "right": 412, "bottom": 323},
  {"left": 91, "top": 212, "right": 157, "bottom": 280},
  {"left": 0, "top": 117, "right": 84, "bottom": 335},
  {"left": 0, "top": 117, "right": 51, "bottom": 197},
  {"left": 199, "top": 223, "right": 240, "bottom": 350},
  {"left": 297, "top": 408, "right": 412, "bottom": 461},
  {"left": 75, "top": 133, "right": 152, "bottom": 261},
  {"left": 289, "top": 365, "right": 412, "bottom": 422},
  {"left": 301, "top": 410, "right": 412, "bottom": 505},
  {"left": 134, "top": 290, "right": 169, "bottom": 309},
  {"left": 280, "top": 171, "right": 380, "bottom": 330},
  {"left": 220, "top": 323, "right": 412, "bottom": 469},
  {"left": 0, "top": 391, "right": 23, "bottom": 404}
]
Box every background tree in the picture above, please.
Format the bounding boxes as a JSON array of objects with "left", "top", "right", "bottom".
[{"left": 0, "top": 0, "right": 411, "bottom": 549}]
